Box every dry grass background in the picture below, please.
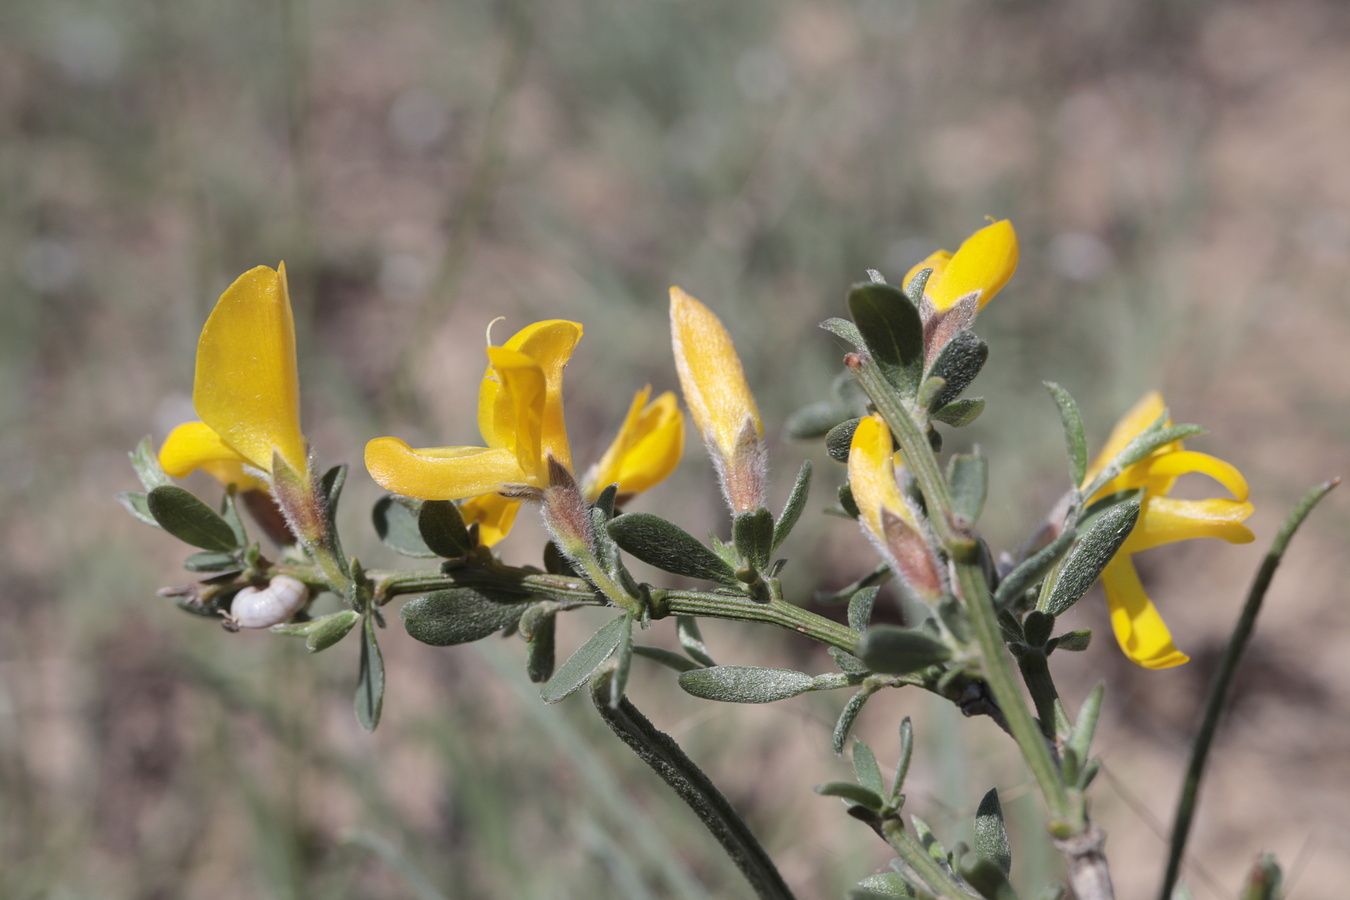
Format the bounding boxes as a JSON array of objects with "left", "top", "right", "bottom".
[{"left": 2, "top": 0, "right": 1349, "bottom": 897}]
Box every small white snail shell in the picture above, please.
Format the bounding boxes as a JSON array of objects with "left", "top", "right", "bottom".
[{"left": 224, "top": 575, "right": 309, "bottom": 630}]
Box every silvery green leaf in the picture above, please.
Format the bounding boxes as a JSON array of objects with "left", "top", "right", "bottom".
[
  {"left": 355, "top": 615, "right": 384, "bottom": 732},
  {"left": 848, "top": 873, "right": 917, "bottom": 899},
  {"left": 732, "top": 507, "right": 774, "bottom": 571},
  {"left": 183, "top": 551, "right": 241, "bottom": 573},
  {"left": 960, "top": 856, "right": 1019, "bottom": 900},
  {"left": 1044, "top": 382, "right": 1087, "bottom": 488},
  {"left": 1040, "top": 500, "right": 1139, "bottom": 617},
  {"left": 676, "top": 616, "right": 716, "bottom": 667},
  {"left": 847, "top": 282, "right": 924, "bottom": 397},
  {"left": 928, "top": 331, "right": 988, "bottom": 410},
  {"left": 400, "top": 587, "right": 532, "bottom": 646},
  {"left": 833, "top": 688, "right": 871, "bottom": 755},
  {"left": 933, "top": 397, "right": 985, "bottom": 427},
  {"left": 146, "top": 485, "right": 239, "bottom": 552},
  {"left": 772, "top": 460, "right": 813, "bottom": 552},
  {"left": 540, "top": 615, "right": 629, "bottom": 704},
  {"left": 271, "top": 609, "right": 361, "bottom": 653},
  {"left": 130, "top": 436, "right": 173, "bottom": 491},
  {"left": 1052, "top": 629, "right": 1092, "bottom": 652},
  {"left": 853, "top": 739, "right": 884, "bottom": 796},
  {"left": 948, "top": 448, "right": 988, "bottom": 523},
  {"left": 826, "top": 417, "right": 863, "bottom": 463},
  {"left": 372, "top": 495, "right": 437, "bottom": 558},
  {"left": 631, "top": 645, "right": 701, "bottom": 673},
  {"left": 418, "top": 499, "right": 473, "bottom": 558},
  {"left": 974, "top": 788, "right": 1012, "bottom": 875},
  {"left": 678, "top": 665, "right": 814, "bottom": 703},
  {"left": 857, "top": 625, "right": 952, "bottom": 675},
  {"left": 820, "top": 316, "right": 867, "bottom": 352},
  {"left": 848, "top": 586, "right": 880, "bottom": 633},
  {"left": 117, "top": 491, "right": 159, "bottom": 528},
  {"left": 320, "top": 464, "right": 347, "bottom": 517},
  {"left": 608, "top": 513, "right": 739, "bottom": 585},
  {"left": 814, "top": 781, "right": 885, "bottom": 811}
]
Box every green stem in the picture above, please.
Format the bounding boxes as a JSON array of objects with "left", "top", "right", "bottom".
[
  {"left": 590, "top": 671, "right": 798, "bottom": 900},
  {"left": 1159, "top": 480, "right": 1339, "bottom": 900},
  {"left": 367, "top": 566, "right": 601, "bottom": 607},
  {"left": 1015, "top": 649, "right": 1061, "bottom": 740},
  {"left": 881, "top": 819, "right": 971, "bottom": 899},
  {"left": 655, "top": 591, "right": 860, "bottom": 654}
]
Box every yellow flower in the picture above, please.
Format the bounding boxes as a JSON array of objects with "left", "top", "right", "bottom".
[
  {"left": 158, "top": 264, "right": 308, "bottom": 486},
  {"left": 1085, "top": 392, "right": 1255, "bottom": 669},
  {"left": 365, "top": 319, "right": 583, "bottom": 504},
  {"left": 669, "top": 286, "right": 766, "bottom": 513},
  {"left": 848, "top": 415, "right": 943, "bottom": 600},
  {"left": 903, "top": 219, "right": 1019, "bottom": 313},
  {"left": 583, "top": 386, "right": 684, "bottom": 502}
]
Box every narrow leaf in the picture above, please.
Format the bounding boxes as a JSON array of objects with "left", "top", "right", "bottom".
[
  {"left": 1068, "top": 683, "right": 1105, "bottom": 767},
  {"left": 948, "top": 449, "right": 988, "bottom": 523},
  {"left": 608, "top": 513, "right": 739, "bottom": 585},
  {"left": 1040, "top": 500, "right": 1140, "bottom": 617},
  {"left": 833, "top": 688, "right": 871, "bottom": 755},
  {"left": 849, "top": 873, "right": 917, "bottom": 899},
  {"left": 540, "top": 615, "right": 629, "bottom": 704},
  {"left": 321, "top": 464, "right": 348, "bottom": 517},
  {"left": 928, "top": 332, "right": 989, "bottom": 410},
  {"left": 631, "top": 645, "right": 702, "bottom": 673},
  {"left": 848, "top": 586, "right": 880, "bottom": 633},
  {"left": 129, "top": 436, "right": 173, "bottom": 491},
  {"left": 960, "top": 857, "right": 1019, "bottom": 900},
  {"left": 732, "top": 507, "right": 775, "bottom": 571},
  {"left": 355, "top": 615, "right": 385, "bottom": 731},
  {"left": 523, "top": 607, "right": 558, "bottom": 683},
  {"left": 820, "top": 316, "right": 867, "bottom": 351},
  {"left": 183, "top": 551, "right": 241, "bottom": 573},
  {"left": 609, "top": 616, "right": 634, "bottom": 708},
  {"left": 1052, "top": 629, "right": 1092, "bottom": 652},
  {"left": 933, "top": 397, "right": 985, "bottom": 427},
  {"left": 676, "top": 616, "right": 717, "bottom": 666},
  {"left": 852, "top": 739, "right": 884, "bottom": 796},
  {"left": 772, "top": 460, "right": 813, "bottom": 551},
  {"left": 678, "top": 666, "right": 815, "bottom": 703},
  {"left": 814, "top": 781, "right": 885, "bottom": 811},
  {"left": 117, "top": 491, "right": 160, "bottom": 528},
  {"left": 146, "top": 485, "right": 239, "bottom": 552},
  {"left": 993, "top": 524, "right": 1077, "bottom": 609},
  {"left": 891, "top": 717, "right": 914, "bottom": 804},
  {"left": 1044, "top": 383, "right": 1087, "bottom": 487},
  {"left": 826, "top": 417, "right": 863, "bottom": 463}
]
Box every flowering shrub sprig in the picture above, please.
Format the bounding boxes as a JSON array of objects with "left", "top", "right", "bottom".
[{"left": 123, "top": 222, "right": 1335, "bottom": 900}]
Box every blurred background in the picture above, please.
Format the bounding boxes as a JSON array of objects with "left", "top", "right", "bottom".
[{"left": 3, "top": 0, "right": 1349, "bottom": 896}]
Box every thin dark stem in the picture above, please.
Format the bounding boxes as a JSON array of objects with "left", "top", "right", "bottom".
[
  {"left": 590, "top": 670, "right": 798, "bottom": 900},
  {"left": 1159, "top": 479, "right": 1339, "bottom": 900}
]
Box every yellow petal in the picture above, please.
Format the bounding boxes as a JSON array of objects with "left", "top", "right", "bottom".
[
  {"left": 485, "top": 347, "right": 549, "bottom": 478},
  {"left": 1139, "top": 450, "right": 1250, "bottom": 502},
  {"left": 1101, "top": 556, "right": 1190, "bottom": 669},
  {"left": 847, "top": 414, "right": 912, "bottom": 538},
  {"left": 479, "top": 320, "right": 581, "bottom": 472},
  {"left": 364, "top": 437, "right": 526, "bottom": 500},
  {"left": 925, "top": 220, "right": 1019, "bottom": 312},
  {"left": 1121, "top": 497, "right": 1255, "bottom": 554},
  {"left": 902, "top": 250, "right": 951, "bottom": 295},
  {"left": 669, "top": 287, "right": 762, "bottom": 461},
  {"left": 193, "top": 264, "right": 307, "bottom": 476},
  {"left": 461, "top": 493, "right": 521, "bottom": 546},
  {"left": 1084, "top": 391, "right": 1170, "bottom": 489},
  {"left": 159, "top": 421, "right": 264, "bottom": 491},
  {"left": 587, "top": 388, "right": 685, "bottom": 499}
]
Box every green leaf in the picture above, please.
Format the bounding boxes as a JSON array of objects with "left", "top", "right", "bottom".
[
  {"left": 960, "top": 856, "right": 1019, "bottom": 900},
  {"left": 1022, "top": 610, "right": 1055, "bottom": 649},
  {"left": 892, "top": 716, "right": 914, "bottom": 804},
  {"left": 833, "top": 688, "right": 872, "bottom": 755},
  {"left": 1087, "top": 419, "right": 1205, "bottom": 496},
  {"left": 372, "top": 495, "right": 437, "bottom": 558},
  {"left": 418, "top": 500, "right": 473, "bottom": 558},
  {"left": 732, "top": 507, "right": 774, "bottom": 571},
  {"left": 785, "top": 400, "right": 849, "bottom": 441},
  {"left": 904, "top": 265, "right": 933, "bottom": 303},
  {"left": 631, "top": 645, "right": 702, "bottom": 673},
  {"left": 129, "top": 436, "right": 173, "bottom": 491},
  {"left": 540, "top": 615, "right": 630, "bottom": 704},
  {"left": 272, "top": 609, "right": 361, "bottom": 652},
  {"left": 1067, "top": 683, "right": 1105, "bottom": 772},
  {"left": 857, "top": 626, "right": 952, "bottom": 675},
  {"left": 1040, "top": 500, "right": 1140, "bottom": 617},
  {"left": 820, "top": 316, "right": 867, "bottom": 351},
  {"left": 826, "top": 417, "right": 863, "bottom": 463},
  {"left": 848, "top": 873, "right": 917, "bottom": 899},
  {"left": 993, "top": 524, "right": 1077, "bottom": 609},
  {"left": 911, "top": 816, "right": 951, "bottom": 867},
  {"left": 933, "top": 397, "right": 985, "bottom": 427},
  {"left": 1052, "top": 629, "right": 1091, "bottom": 652},
  {"left": 772, "top": 460, "right": 813, "bottom": 552},
  {"left": 400, "top": 587, "right": 532, "bottom": 646},
  {"left": 948, "top": 449, "right": 988, "bottom": 524},
  {"left": 974, "top": 789, "right": 1012, "bottom": 875},
  {"left": 608, "top": 615, "right": 634, "bottom": 708},
  {"left": 678, "top": 666, "right": 815, "bottom": 703},
  {"left": 676, "top": 616, "right": 717, "bottom": 666},
  {"left": 592, "top": 482, "right": 618, "bottom": 520},
  {"left": 814, "top": 781, "right": 885, "bottom": 811},
  {"left": 218, "top": 490, "right": 248, "bottom": 547},
  {"left": 355, "top": 615, "right": 385, "bottom": 731},
  {"left": 852, "top": 739, "right": 884, "bottom": 796},
  {"left": 608, "top": 513, "right": 739, "bottom": 585},
  {"left": 146, "top": 485, "right": 240, "bottom": 552},
  {"left": 183, "top": 551, "right": 241, "bottom": 573},
  {"left": 847, "top": 282, "right": 924, "bottom": 396},
  {"left": 321, "top": 464, "right": 348, "bottom": 517},
  {"left": 117, "top": 491, "right": 159, "bottom": 528},
  {"left": 1044, "top": 383, "right": 1088, "bottom": 487},
  {"left": 847, "top": 586, "right": 880, "bottom": 633},
  {"left": 928, "top": 332, "right": 989, "bottom": 410},
  {"left": 521, "top": 606, "right": 558, "bottom": 683}
]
